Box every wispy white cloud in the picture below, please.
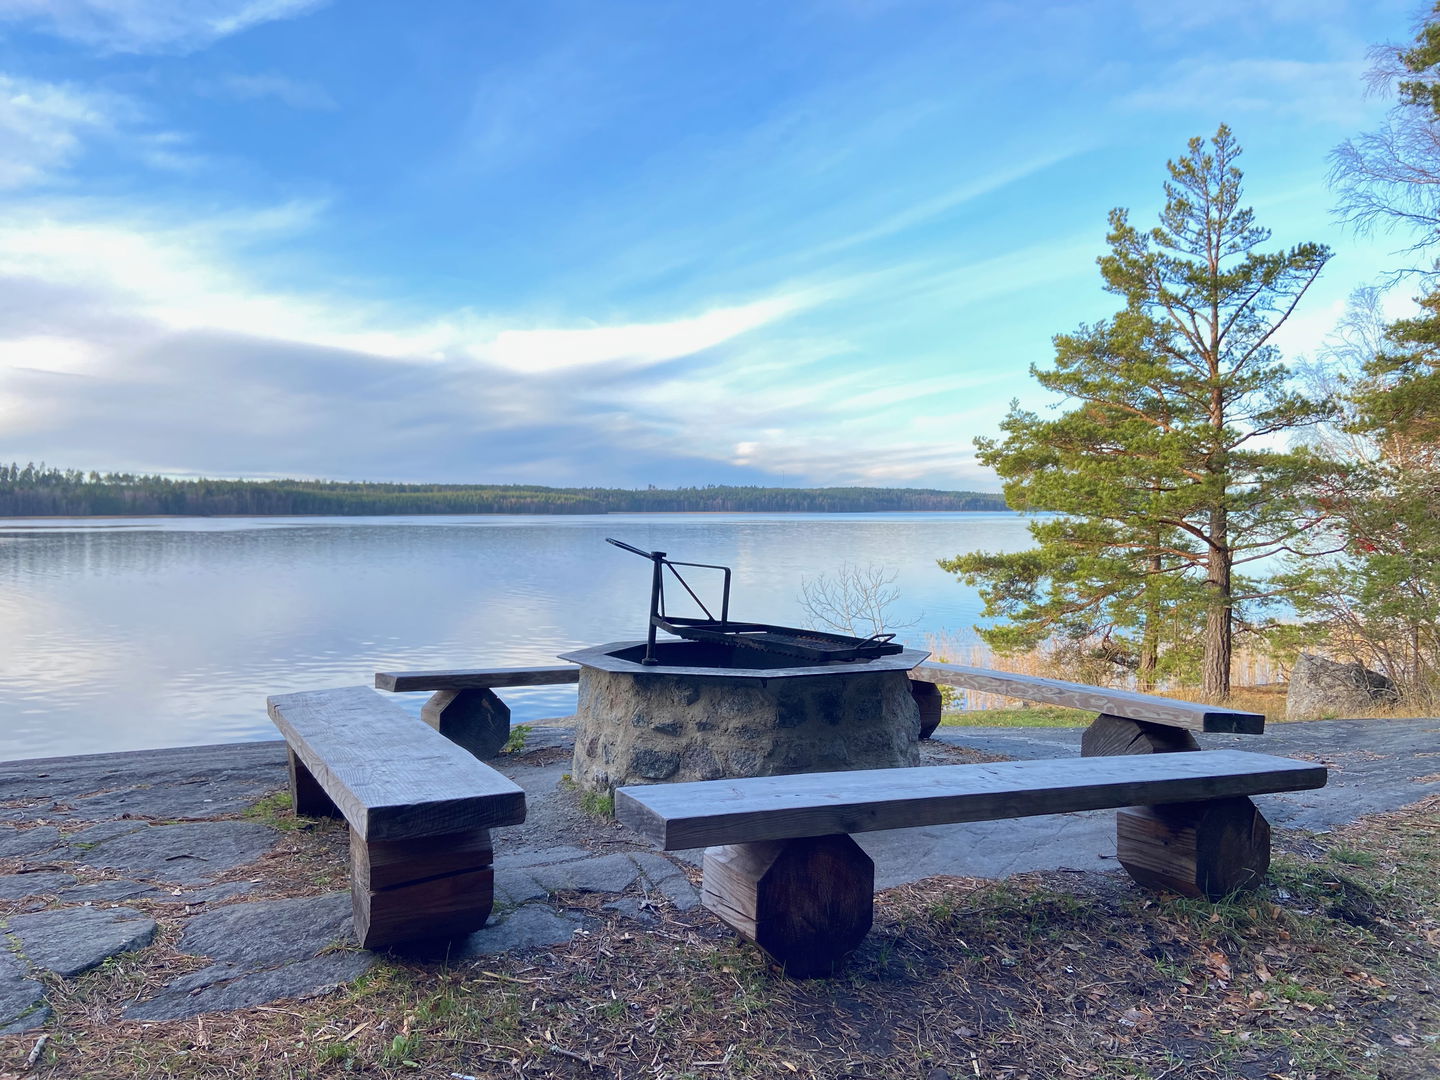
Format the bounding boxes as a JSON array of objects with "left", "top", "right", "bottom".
[
  {"left": 0, "top": 199, "right": 866, "bottom": 485},
  {"left": 0, "top": 0, "right": 327, "bottom": 54},
  {"left": 0, "top": 74, "right": 129, "bottom": 188},
  {"left": 0, "top": 202, "right": 815, "bottom": 376},
  {"left": 208, "top": 72, "right": 336, "bottom": 110},
  {"left": 1122, "top": 58, "right": 1373, "bottom": 126}
]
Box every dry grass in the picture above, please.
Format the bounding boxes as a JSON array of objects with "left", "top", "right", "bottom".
[
  {"left": 923, "top": 636, "right": 1440, "bottom": 725},
  {"left": 3, "top": 794, "right": 1435, "bottom": 1080}
]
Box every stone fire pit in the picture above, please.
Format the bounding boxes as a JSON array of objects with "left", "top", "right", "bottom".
[{"left": 560, "top": 639, "right": 929, "bottom": 794}]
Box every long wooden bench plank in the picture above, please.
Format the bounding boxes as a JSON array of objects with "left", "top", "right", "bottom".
[
  {"left": 375, "top": 666, "right": 580, "bottom": 692},
  {"left": 267, "top": 686, "right": 526, "bottom": 842},
  {"left": 616, "top": 749, "right": 1325, "bottom": 850},
  {"left": 909, "top": 661, "right": 1265, "bottom": 734}
]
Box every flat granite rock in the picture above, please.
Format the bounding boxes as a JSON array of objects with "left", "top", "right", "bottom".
[
  {"left": 60, "top": 780, "right": 280, "bottom": 822},
  {"left": 64, "top": 820, "right": 149, "bottom": 845},
  {"left": 6, "top": 905, "right": 158, "bottom": 977},
  {"left": 124, "top": 892, "right": 376, "bottom": 1021},
  {"left": 527, "top": 853, "right": 644, "bottom": 895},
  {"left": 56, "top": 879, "right": 166, "bottom": 903},
  {"left": 71, "top": 821, "right": 276, "bottom": 884},
  {"left": 0, "top": 826, "right": 63, "bottom": 860},
  {"left": 0, "top": 871, "right": 78, "bottom": 899},
  {"left": 453, "top": 905, "right": 585, "bottom": 959},
  {"left": 177, "top": 892, "right": 358, "bottom": 969},
  {"left": 630, "top": 852, "right": 701, "bottom": 910},
  {"left": 0, "top": 949, "right": 48, "bottom": 1035},
  {"left": 178, "top": 881, "right": 260, "bottom": 904},
  {"left": 126, "top": 954, "right": 375, "bottom": 1021},
  {"left": 493, "top": 867, "right": 550, "bottom": 907},
  {"left": 492, "top": 846, "right": 591, "bottom": 870},
  {"left": 0, "top": 742, "right": 288, "bottom": 806}
]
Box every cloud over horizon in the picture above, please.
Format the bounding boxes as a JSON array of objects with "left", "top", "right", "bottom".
[{"left": 0, "top": 1, "right": 1418, "bottom": 490}]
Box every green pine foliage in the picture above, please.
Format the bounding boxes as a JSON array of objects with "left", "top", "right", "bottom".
[{"left": 942, "top": 127, "right": 1334, "bottom": 696}]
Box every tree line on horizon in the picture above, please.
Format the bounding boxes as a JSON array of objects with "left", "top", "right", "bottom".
[
  {"left": 0, "top": 466, "right": 1006, "bottom": 517},
  {"left": 941, "top": 7, "right": 1440, "bottom": 707}
]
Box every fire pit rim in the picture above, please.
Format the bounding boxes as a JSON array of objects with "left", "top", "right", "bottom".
[{"left": 558, "top": 640, "right": 930, "bottom": 680}]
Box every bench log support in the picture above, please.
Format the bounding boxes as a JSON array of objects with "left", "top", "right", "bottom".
[
  {"left": 703, "top": 835, "right": 874, "bottom": 977},
  {"left": 1081, "top": 714, "right": 1200, "bottom": 758},
  {"left": 908, "top": 680, "right": 944, "bottom": 740},
  {"left": 421, "top": 688, "right": 511, "bottom": 759},
  {"left": 618, "top": 750, "right": 1325, "bottom": 976},
  {"left": 351, "top": 827, "right": 497, "bottom": 947},
  {"left": 287, "top": 749, "right": 342, "bottom": 819},
  {"left": 1117, "top": 797, "right": 1271, "bottom": 899},
  {"left": 269, "top": 686, "right": 527, "bottom": 950}
]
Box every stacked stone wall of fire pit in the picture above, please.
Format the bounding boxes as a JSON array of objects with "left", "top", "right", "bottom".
[{"left": 565, "top": 643, "right": 926, "bottom": 793}]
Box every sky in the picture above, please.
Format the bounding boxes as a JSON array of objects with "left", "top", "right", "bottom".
[{"left": 0, "top": 0, "right": 1427, "bottom": 490}]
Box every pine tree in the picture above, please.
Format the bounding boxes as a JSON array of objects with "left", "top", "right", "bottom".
[{"left": 944, "top": 127, "right": 1334, "bottom": 697}]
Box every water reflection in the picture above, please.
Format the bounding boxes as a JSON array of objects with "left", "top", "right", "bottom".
[{"left": 0, "top": 513, "right": 1033, "bottom": 760}]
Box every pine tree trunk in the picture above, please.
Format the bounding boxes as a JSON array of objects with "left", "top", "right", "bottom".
[
  {"left": 1139, "top": 555, "right": 1161, "bottom": 691},
  {"left": 1202, "top": 507, "right": 1232, "bottom": 699}
]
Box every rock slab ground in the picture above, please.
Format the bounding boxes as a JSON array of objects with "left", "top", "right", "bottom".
[
  {"left": 0, "top": 717, "right": 1436, "bottom": 1031},
  {"left": 0, "top": 737, "right": 705, "bottom": 1030}
]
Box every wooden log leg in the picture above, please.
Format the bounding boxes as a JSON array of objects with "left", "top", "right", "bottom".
[
  {"left": 421, "top": 688, "right": 511, "bottom": 759},
  {"left": 1117, "top": 797, "right": 1271, "bottom": 900},
  {"left": 350, "top": 827, "right": 495, "bottom": 948},
  {"left": 287, "top": 749, "right": 341, "bottom": 818},
  {"left": 909, "top": 680, "right": 944, "bottom": 740},
  {"left": 1081, "top": 713, "right": 1199, "bottom": 757},
  {"left": 702, "top": 834, "right": 874, "bottom": 978}
]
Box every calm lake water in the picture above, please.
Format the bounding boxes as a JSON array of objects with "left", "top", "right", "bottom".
[{"left": 0, "top": 512, "right": 1034, "bottom": 761}]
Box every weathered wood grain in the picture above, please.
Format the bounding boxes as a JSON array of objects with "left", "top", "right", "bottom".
[
  {"left": 375, "top": 667, "right": 580, "bottom": 692},
  {"left": 1081, "top": 714, "right": 1200, "bottom": 757},
  {"left": 353, "top": 828, "right": 494, "bottom": 893},
  {"left": 1117, "top": 797, "right": 1271, "bottom": 898},
  {"left": 615, "top": 750, "right": 1326, "bottom": 850},
  {"left": 267, "top": 686, "right": 526, "bottom": 841},
  {"left": 352, "top": 865, "right": 495, "bottom": 948},
  {"left": 703, "top": 835, "right": 874, "bottom": 978},
  {"left": 908, "top": 661, "right": 1264, "bottom": 734}
]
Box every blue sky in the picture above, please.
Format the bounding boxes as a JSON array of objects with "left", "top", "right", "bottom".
[{"left": 0, "top": 0, "right": 1424, "bottom": 488}]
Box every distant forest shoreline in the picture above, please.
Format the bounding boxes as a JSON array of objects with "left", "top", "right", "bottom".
[{"left": 0, "top": 465, "right": 1007, "bottom": 517}]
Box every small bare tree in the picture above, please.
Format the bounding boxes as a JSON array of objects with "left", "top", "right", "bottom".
[{"left": 797, "top": 563, "right": 916, "bottom": 638}]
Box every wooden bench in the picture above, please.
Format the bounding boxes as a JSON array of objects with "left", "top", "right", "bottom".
[
  {"left": 374, "top": 665, "right": 579, "bottom": 759},
  {"left": 616, "top": 749, "right": 1327, "bottom": 976},
  {"left": 267, "top": 685, "right": 527, "bottom": 948},
  {"left": 908, "top": 661, "right": 1265, "bottom": 754}
]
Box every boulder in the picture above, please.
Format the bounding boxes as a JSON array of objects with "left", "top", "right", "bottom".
[{"left": 1286, "top": 652, "right": 1399, "bottom": 720}]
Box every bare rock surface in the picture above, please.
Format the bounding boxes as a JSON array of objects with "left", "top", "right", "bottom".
[
  {"left": 55, "top": 879, "right": 166, "bottom": 903},
  {"left": 125, "top": 893, "right": 376, "bottom": 1021},
  {"left": 0, "top": 871, "right": 77, "bottom": 898},
  {"left": 69, "top": 820, "right": 277, "bottom": 884},
  {"left": 0, "top": 949, "right": 48, "bottom": 1035},
  {"left": 0, "top": 713, "right": 1435, "bottom": 1027},
  {"left": 0, "top": 741, "right": 288, "bottom": 817},
  {"left": 6, "top": 905, "right": 157, "bottom": 977},
  {"left": 0, "top": 826, "right": 63, "bottom": 859},
  {"left": 444, "top": 905, "right": 586, "bottom": 960}
]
